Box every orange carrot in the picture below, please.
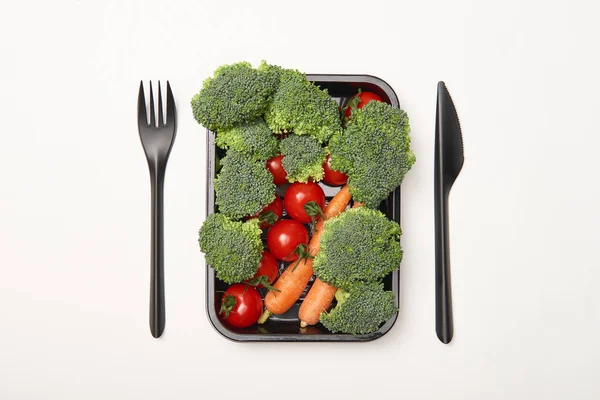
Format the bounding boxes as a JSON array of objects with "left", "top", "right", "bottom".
[
  {"left": 298, "top": 278, "right": 336, "bottom": 326},
  {"left": 324, "top": 184, "right": 352, "bottom": 219},
  {"left": 298, "top": 200, "right": 363, "bottom": 326},
  {"left": 263, "top": 185, "right": 352, "bottom": 317},
  {"left": 264, "top": 257, "right": 315, "bottom": 315}
]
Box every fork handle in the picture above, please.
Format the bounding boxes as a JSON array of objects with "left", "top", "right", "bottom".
[{"left": 150, "top": 167, "right": 166, "bottom": 338}]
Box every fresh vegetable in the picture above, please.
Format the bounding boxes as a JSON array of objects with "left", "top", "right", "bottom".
[
  {"left": 191, "top": 61, "right": 278, "bottom": 131},
  {"left": 214, "top": 150, "right": 276, "bottom": 219},
  {"left": 246, "top": 250, "right": 279, "bottom": 287},
  {"left": 260, "top": 257, "right": 315, "bottom": 319},
  {"left": 266, "top": 154, "right": 288, "bottom": 185},
  {"left": 298, "top": 201, "right": 361, "bottom": 326},
  {"left": 248, "top": 195, "right": 283, "bottom": 230},
  {"left": 262, "top": 185, "right": 352, "bottom": 316},
  {"left": 308, "top": 185, "right": 352, "bottom": 255},
  {"left": 266, "top": 219, "right": 309, "bottom": 262},
  {"left": 219, "top": 283, "right": 264, "bottom": 328},
  {"left": 215, "top": 118, "right": 279, "bottom": 161},
  {"left": 279, "top": 134, "right": 326, "bottom": 183},
  {"left": 322, "top": 155, "right": 348, "bottom": 186},
  {"left": 313, "top": 207, "right": 402, "bottom": 289},
  {"left": 321, "top": 184, "right": 352, "bottom": 218},
  {"left": 344, "top": 90, "right": 383, "bottom": 118},
  {"left": 283, "top": 182, "right": 325, "bottom": 224},
  {"left": 320, "top": 282, "right": 397, "bottom": 335},
  {"left": 264, "top": 66, "right": 342, "bottom": 143},
  {"left": 329, "top": 101, "right": 415, "bottom": 208},
  {"left": 298, "top": 278, "right": 336, "bottom": 327},
  {"left": 198, "top": 214, "right": 263, "bottom": 284}
]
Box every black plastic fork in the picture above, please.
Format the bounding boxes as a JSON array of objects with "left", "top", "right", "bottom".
[{"left": 137, "top": 81, "right": 177, "bottom": 338}]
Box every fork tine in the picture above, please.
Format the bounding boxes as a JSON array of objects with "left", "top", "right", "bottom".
[
  {"left": 138, "top": 81, "right": 146, "bottom": 124},
  {"left": 149, "top": 81, "right": 156, "bottom": 127},
  {"left": 158, "top": 82, "right": 164, "bottom": 126},
  {"left": 166, "top": 81, "right": 176, "bottom": 127}
]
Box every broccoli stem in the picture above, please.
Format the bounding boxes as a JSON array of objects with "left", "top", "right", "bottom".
[
  {"left": 257, "top": 309, "right": 272, "bottom": 324},
  {"left": 334, "top": 288, "right": 350, "bottom": 305}
]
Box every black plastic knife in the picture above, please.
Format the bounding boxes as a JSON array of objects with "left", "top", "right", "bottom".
[{"left": 434, "top": 81, "right": 464, "bottom": 344}]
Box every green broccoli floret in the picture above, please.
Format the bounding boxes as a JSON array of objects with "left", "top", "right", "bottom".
[
  {"left": 214, "top": 150, "right": 276, "bottom": 219},
  {"left": 198, "top": 214, "right": 263, "bottom": 284},
  {"left": 279, "top": 134, "right": 326, "bottom": 183},
  {"left": 264, "top": 66, "right": 342, "bottom": 143},
  {"left": 320, "top": 283, "right": 397, "bottom": 335},
  {"left": 191, "top": 61, "right": 278, "bottom": 131},
  {"left": 329, "top": 101, "right": 416, "bottom": 208},
  {"left": 313, "top": 207, "right": 403, "bottom": 289},
  {"left": 215, "top": 118, "right": 279, "bottom": 161}
]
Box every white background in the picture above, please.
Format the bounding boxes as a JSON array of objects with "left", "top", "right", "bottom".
[{"left": 1, "top": 0, "right": 599, "bottom": 398}]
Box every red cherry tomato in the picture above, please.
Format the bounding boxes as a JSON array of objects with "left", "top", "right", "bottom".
[
  {"left": 219, "top": 284, "right": 263, "bottom": 328},
  {"left": 248, "top": 196, "right": 283, "bottom": 229},
  {"left": 345, "top": 91, "right": 384, "bottom": 118},
  {"left": 246, "top": 250, "right": 279, "bottom": 287},
  {"left": 322, "top": 155, "right": 348, "bottom": 186},
  {"left": 266, "top": 219, "right": 309, "bottom": 262},
  {"left": 284, "top": 182, "right": 325, "bottom": 224},
  {"left": 266, "top": 155, "right": 288, "bottom": 185}
]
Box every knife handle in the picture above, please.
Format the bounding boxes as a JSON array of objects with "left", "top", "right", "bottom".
[{"left": 434, "top": 182, "right": 453, "bottom": 344}]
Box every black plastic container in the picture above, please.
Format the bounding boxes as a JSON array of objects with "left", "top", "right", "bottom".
[{"left": 205, "top": 74, "right": 402, "bottom": 342}]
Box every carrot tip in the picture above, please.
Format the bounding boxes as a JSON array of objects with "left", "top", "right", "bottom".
[{"left": 300, "top": 321, "right": 308, "bottom": 328}]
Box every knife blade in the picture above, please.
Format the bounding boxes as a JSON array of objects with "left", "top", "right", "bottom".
[{"left": 434, "top": 81, "right": 464, "bottom": 344}]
